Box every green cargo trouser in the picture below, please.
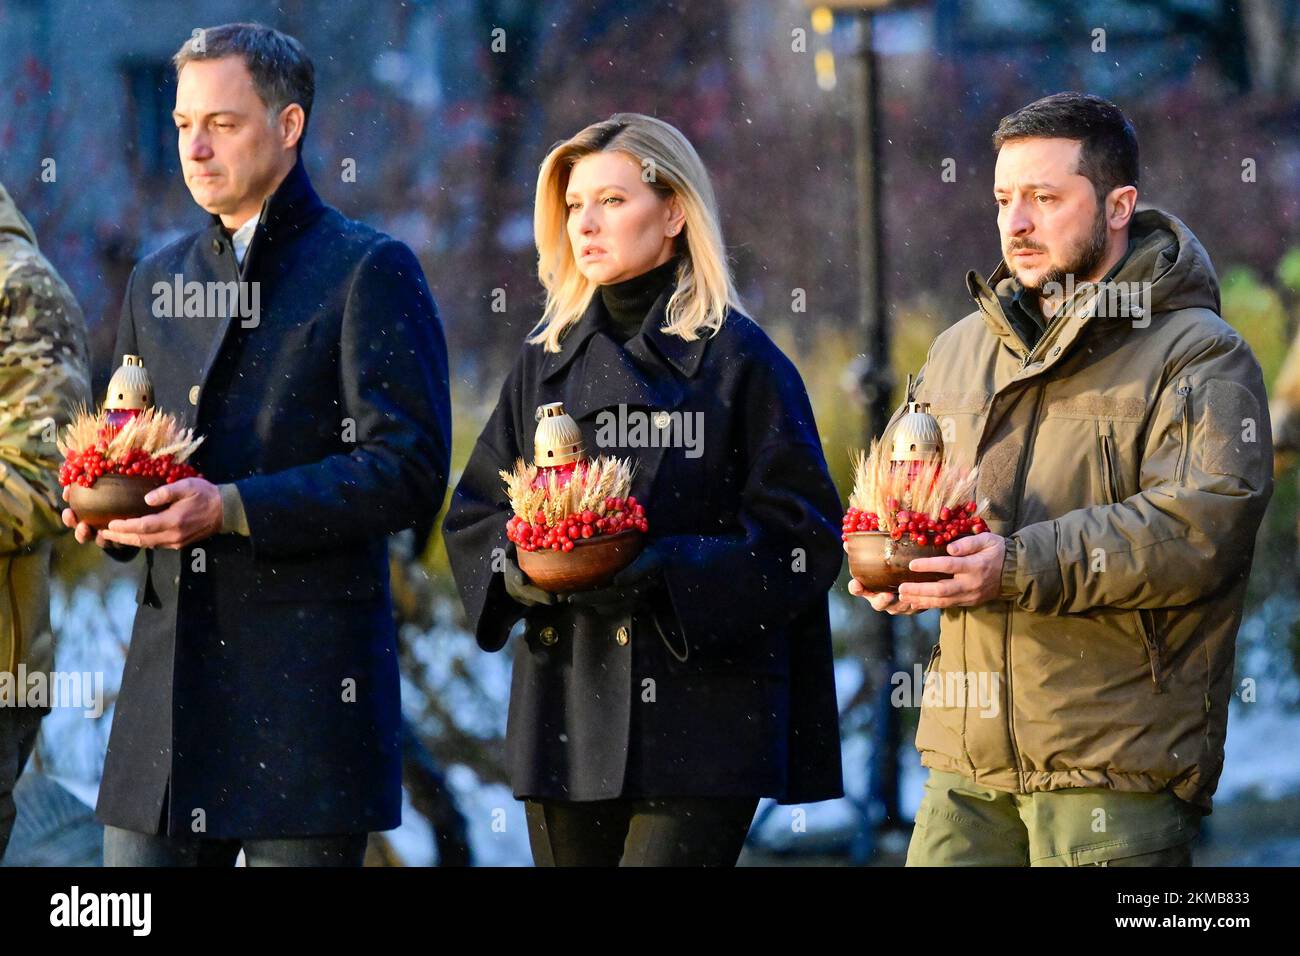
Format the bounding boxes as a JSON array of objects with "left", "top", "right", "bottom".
[{"left": 906, "top": 770, "right": 1202, "bottom": 866}]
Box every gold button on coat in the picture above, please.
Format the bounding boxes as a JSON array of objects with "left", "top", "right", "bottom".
[
  {"left": 188, "top": 385, "right": 200, "bottom": 405},
  {"left": 615, "top": 626, "right": 630, "bottom": 646},
  {"left": 539, "top": 626, "right": 558, "bottom": 646}
]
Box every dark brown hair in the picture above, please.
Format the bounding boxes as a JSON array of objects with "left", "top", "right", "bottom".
[
  {"left": 173, "top": 23, "right": 315, "bottom": 152},
  {"left": 993, "top": 92, "right": 1139, "bottom": 201}
]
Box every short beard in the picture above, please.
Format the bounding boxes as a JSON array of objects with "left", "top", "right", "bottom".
[{"left": 1016, "top": 204, "right": 1110, "bottom": 299}]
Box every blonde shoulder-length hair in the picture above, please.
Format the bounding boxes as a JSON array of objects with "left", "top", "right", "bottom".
[{"left": 529, "top": 112, "right": 743, "bottom": 352}]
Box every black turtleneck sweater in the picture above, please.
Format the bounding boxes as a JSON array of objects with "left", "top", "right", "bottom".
[{"left": 598, "top": 256, "right": 679, "bottom": 343}]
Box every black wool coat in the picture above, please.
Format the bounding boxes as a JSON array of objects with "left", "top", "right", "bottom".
[
  {"left": 443, "top": 290, "right": 844, "bottom": 804},
  {"left": 93, "top": 159, "right": 451, "bottom": 839}
]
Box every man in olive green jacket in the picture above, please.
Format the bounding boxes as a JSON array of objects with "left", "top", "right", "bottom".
[
  {"left": 852, "top": 93, "right": 1273, "bottom": 865},
  {"left": 0, "top": 181, "right": 91, "bottom": 859}
]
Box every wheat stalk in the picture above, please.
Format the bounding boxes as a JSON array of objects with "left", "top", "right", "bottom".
[
  {"left": 849, "top": 440, "right": 987, "bottom": 533},
  {"left": 58, "top": 407, "right": 205, "bottom": 463},
  {"left": 498, "top": 454, "right": 638, "bottom": 525}
]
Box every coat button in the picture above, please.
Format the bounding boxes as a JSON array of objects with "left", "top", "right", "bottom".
[
  {"left": 188, "top": 385, "right": 200, "bottom": 405},
  {"left": 615, "top": 626, "right": 630, "bottom": 646},
  {"left": 211, "top": 238, "right": 223, "bottom": 254},
  {"left": 539, "top": 626, "right": 558, "bottom": 646}
]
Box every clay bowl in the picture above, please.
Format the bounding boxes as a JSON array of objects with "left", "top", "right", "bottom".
[
  {"left": 845, "top": 531, "right": 953, "bottom": 593},
  {"left": 518, "top": 530, "right": 645, "bottom": 593},
  {"left": 67, "top": 475, "right": 166, "bottom": 530}
]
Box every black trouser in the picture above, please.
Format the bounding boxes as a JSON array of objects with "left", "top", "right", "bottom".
[
  {"left": 0, "top": 707, "right": 44, "bottom": 862},
  {"left": 102, "top": 783, "right": 368, "bottom": 867},
  {"left": 524, "top": 796, "right": 759, "bottom": 867},
  {"left": 103, "top": 825, "right": 369, "bottom": 867}
]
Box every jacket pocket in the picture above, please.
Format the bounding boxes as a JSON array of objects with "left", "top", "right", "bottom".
[
  {"left": 1097, "top": 422, "right": 1122, "bottom": 503},
  {"left": 1099, "top": 421, "right": 1162, "bottom": 692},
  {"left": 1136, "top": 608, "right": 1164, "bottom": 692}
]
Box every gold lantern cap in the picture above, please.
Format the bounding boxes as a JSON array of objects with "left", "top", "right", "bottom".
[
  {"left": 534, "top": 401, "right": 586, "bottom": 467},
  {"left": 889, "top": 373, "right": 944, "bottom": 462},
  {"left": 105, "top": 354, "right": 154, "bottom": 411}
]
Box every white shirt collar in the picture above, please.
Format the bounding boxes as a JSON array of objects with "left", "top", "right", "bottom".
[{"left": 230, "top": 212, "right": 260, "bottom": 266}]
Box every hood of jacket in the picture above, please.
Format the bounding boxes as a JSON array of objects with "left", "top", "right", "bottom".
[{"left": 967, "top": 208, "right": 1222, "bottom": 361}]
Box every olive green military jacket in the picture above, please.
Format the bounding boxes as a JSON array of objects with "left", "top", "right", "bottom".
[{"left": 893, "top": 209, "right": 1273, "bottom": 812}]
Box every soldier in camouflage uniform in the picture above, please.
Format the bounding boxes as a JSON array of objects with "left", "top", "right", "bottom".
[{"left": 0, "top": 180, "right": 91, "bottom": 859}]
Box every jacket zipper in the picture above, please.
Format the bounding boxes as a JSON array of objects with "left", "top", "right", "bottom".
[
  {"left": 1002, "top": 381, "right": 1045, "bottom": 792},
  {"left": 984, "top": 300, "right": 1043, "bottom": 789},
  {"left": 924, "top": 640, "right": 941, "bottom": 679},
  {"left": 1138, "top": 609, "right": 1164, "bottom": 693},
  {"left": 1099, "top": 423, "right": 1163, "bottom": 692},
  {"left": 1119, "top": 427, "right": 1164, "bottom": 690},
  {"left": 1174, "top": 378, "right": 1193, "bottom": 485},
  {"left": 1099, "top": 428, "right": 1120, "bottom": 502}
]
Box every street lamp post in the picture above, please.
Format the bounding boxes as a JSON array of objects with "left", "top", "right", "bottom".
[{"left": 809, "top": 0, "right": 924, "bottom": 863}]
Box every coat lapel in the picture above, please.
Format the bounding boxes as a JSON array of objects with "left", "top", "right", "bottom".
[
  {"left": 539, "top": 284, "right": 712, "bottom": 503},
  {"left": 185, "top": 157, "right": 325, "bottom": 428},
  {"left": 541, "top": 284, "right": 710, "bottom": 417}
]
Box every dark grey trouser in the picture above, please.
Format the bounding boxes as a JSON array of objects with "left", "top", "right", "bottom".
[
  {"left": 103, "top": 781, "right": 369, "bottom": 867},
  {"left": 0, "top": 706, "right": 45, "bottom": 863},
  {"left": 103, "top": 824, "right": 369, "bottom": 867},
  {"left": 525, "top": 795, "right": 759, "bottom": 867}
]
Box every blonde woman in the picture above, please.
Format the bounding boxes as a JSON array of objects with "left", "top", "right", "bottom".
[{"left": 443, "top": 114, "right": 843, "bottom": 866}]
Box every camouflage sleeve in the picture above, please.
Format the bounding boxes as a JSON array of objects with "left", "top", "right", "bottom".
[{"left": 0, "top": 247, "right": 91, "bottom": 553}]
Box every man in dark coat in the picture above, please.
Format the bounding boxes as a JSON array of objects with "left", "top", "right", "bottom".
[
  {"left": 443, "top": 289, "right": 844, "bottom": 811},
  {"left": 62, "top": 24, "right": 450, "bottom": 865}
]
